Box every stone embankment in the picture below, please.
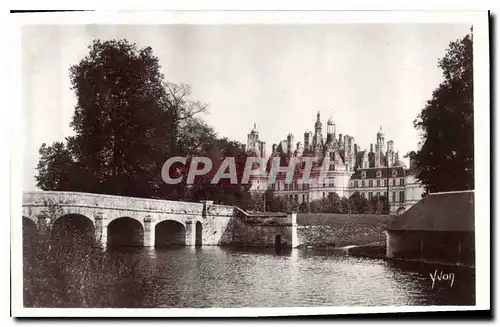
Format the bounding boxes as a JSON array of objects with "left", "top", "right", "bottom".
[{"left": 296, "top": 213, "right": 391, "bottom": 259}]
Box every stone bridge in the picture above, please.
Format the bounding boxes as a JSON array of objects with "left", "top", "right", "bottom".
[{"left": 22, "top": 191, "right": 297, "bottom": 248}]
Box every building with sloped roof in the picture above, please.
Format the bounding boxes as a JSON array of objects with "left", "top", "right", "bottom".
[{"left": 386, "top": 190, "right": 474, "bottom": 267}]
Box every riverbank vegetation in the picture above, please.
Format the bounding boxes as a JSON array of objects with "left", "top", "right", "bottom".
[
  {"left": 297, "top": 213, "right": 390, "bottom": 247},
  {"left": 261, "top": 190, "right": 389, "bottom": 214},
  {"left": 23, "top": 201, "right": 164, "bottom": 307}
]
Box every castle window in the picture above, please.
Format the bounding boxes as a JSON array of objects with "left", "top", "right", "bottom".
[
  {"left": 392, "top": 179, "right": 396, "bottom": 186},
  {"left": 392, "top": 192, "right": 396, "bottom": 203},
  {"left": 368, "top": 192, "right": 373, "bottom": 200},
  {"left": 400, "top": 178, "right": 405, "bottom": 186},
  {"left": 399, "top": 191, "right": 405, "bottom": 203},
  {"left": 376, "top": 170, "right": 382, "bottom": 178},
  {"left": 376, "top": 180, "right": 380, "bottom": 187},
  {"left": 284, "top": 184, "right": 288, "bottom": 191},
  {"left": 362, "top": 181, "right": 365, "bottom": 188},
  {"left": 369, "top": 180, "right": 373, "bottom": 187},
  {"left": 384, "top": 179, "right": 387, "bottom": 187},
  {"left": 392, "top": 169, "right": 398, "bottom": 177},
  {"left": 361, "top": 171, "right": 367, "bottom": 179},
  {"left": 376, "top": 191, "right": 380, "bottom": 198},
  {"left": 302, "top": 194, "right": 306, "bottom": 202}
]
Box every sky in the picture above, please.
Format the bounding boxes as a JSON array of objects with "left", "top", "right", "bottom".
[{"left": 21, "top": 23, "right": 470, "bottom": 191}]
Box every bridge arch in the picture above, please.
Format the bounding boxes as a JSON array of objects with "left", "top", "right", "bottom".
[
  {"left": 107, "top": 217, "right": 144, "bottom": 247},
  {"left": 155, "top": 220, "right": 186, "bottom": 247},
  {"left": 51, "top": 213, "right": 95, "bottom": 246},
  {"left": 195, "top": 221, "right": 203, "bottom": 247}
]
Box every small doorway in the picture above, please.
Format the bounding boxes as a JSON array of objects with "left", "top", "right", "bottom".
[
  {"left": 195, "top": 221, "right": 202, "bottom": 247},
  {"left": 275, "top": 234, "right": 282, "bottom": 248}
]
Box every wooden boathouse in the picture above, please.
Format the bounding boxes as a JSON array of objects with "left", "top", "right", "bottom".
[{"left": 386, "top": 190, "right": 474, "bottom": 267}]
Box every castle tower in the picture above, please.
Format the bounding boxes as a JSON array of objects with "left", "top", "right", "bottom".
[
  {"left": 377, "top": 126, "right": 385, "bottom": 153},
  {"left": 362, "top": 150, "right": 369, "bottom": 169},
  {"left": 260, "top": 141, "right": 267, "bottom": 158},
  {"left": 315, "top": 111, "right": 322, "bottom": 135},
  {"left": 387, "top": 140, "right": 395, "bottom": 166},
  {"left": 304, "top": 131, "right": 312, "bottom": 151},
  {"left": 314, "top": 111, "right": 323, "bottom": 148},
  {"left": 247, "top": 123, "right": 259, "bottom": 154},
  {"left": 326, "top": 118, "right": 334, "bottom": 143},
  {"left": 296, "top": 142, "right": 304, "bottom": 155},
  {"left": 346, "top": 136, "right": 355, "bottom": 169},
  {"left": 374, "top": 143, "right": 381, "bottom": 168},
  {"left": 246, "top": 123, "right": 266, "bottom": 158},
  {"left": 286, "top": 133, "right": 294, "bottom": 154}
]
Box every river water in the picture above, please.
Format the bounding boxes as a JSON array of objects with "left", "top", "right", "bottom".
[{"left": 105, "top": 246, "right": 475, "bottom": 308}]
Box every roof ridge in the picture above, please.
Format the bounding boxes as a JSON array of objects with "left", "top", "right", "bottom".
[{"left": 429, "top": 190, "right": 474, "bottom": 195}]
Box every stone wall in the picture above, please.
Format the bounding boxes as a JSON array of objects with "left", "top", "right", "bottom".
[{"left": 386, "top": 230, "right": 475, "bottom": 266}]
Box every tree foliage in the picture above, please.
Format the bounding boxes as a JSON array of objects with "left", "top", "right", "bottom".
[
  {"left": 35, "top": 39, "right": 253, "bottom": 207},
  {"left": 263, "top": 191, "right": 389, "bottom": 214},
  {"left": 413, "top": 34, "right": 474, "bottom": 193}
]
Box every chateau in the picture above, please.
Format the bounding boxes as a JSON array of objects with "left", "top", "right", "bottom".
[{"left": 245, "top": 112, "right": 424, "bottom": 215}]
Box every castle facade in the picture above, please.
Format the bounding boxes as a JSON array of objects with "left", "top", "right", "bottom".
[{"left": 245, "top": 112, "right": 424, "bottom": 215}]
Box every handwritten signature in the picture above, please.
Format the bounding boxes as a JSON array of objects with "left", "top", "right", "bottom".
[{"left": 429, "top": 269, "right": 455, "bottom": 289}]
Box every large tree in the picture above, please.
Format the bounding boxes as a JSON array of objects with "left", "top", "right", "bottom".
[
  {"left": 413, "top": 34, "right": 473, "bottom": 193},
  {"left": 35, "top": 38, "right": 255, "bottom": 207},
  {"left": 66, "top": 39, "right": 171, "bottom": 197}
]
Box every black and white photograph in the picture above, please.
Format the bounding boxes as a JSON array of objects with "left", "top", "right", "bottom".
[{"left": 9, "top": 10, "right": 490, "bottom": 317}]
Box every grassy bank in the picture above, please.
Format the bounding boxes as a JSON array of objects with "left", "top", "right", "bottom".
[{"left": 297, "top": 213, "right": 391, "bottom": 248}]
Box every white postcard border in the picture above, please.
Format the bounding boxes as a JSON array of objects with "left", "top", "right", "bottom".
[{"left": 9, "top": 10, "right": 490, "bottom": 317}]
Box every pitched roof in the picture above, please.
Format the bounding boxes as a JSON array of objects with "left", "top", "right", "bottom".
[{"left": 387, "top": 190, "right": 474, "bottom": 232}]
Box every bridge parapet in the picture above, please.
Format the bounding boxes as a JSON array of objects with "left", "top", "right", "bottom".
[{"left": 23, "top": 191, "right": 205, "bottom": 215}]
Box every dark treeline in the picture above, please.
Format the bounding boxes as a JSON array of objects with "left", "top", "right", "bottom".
[
  {"left": 261, "top": 190, "right": 390, "bottom": 214},
  {"left": 35, "top": 39, "right": 255, "bottom": 209}
]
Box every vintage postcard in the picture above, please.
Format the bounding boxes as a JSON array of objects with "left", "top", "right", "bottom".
[{"left": 10, "top": 10, "right": 490, "bottom": 317}]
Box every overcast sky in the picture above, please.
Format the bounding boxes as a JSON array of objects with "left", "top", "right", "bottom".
[{"left": 22, "top": 23, "right": 470, "bottom": 191}]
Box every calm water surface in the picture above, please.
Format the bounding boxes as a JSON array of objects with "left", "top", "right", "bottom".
[{"left": 107, "top": 246, "right": 475, "bottom": 308}]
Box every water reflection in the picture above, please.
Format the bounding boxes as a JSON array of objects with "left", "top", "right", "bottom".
[{"left": 105, "top": 246, "right": 474, "bottom": 308}]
